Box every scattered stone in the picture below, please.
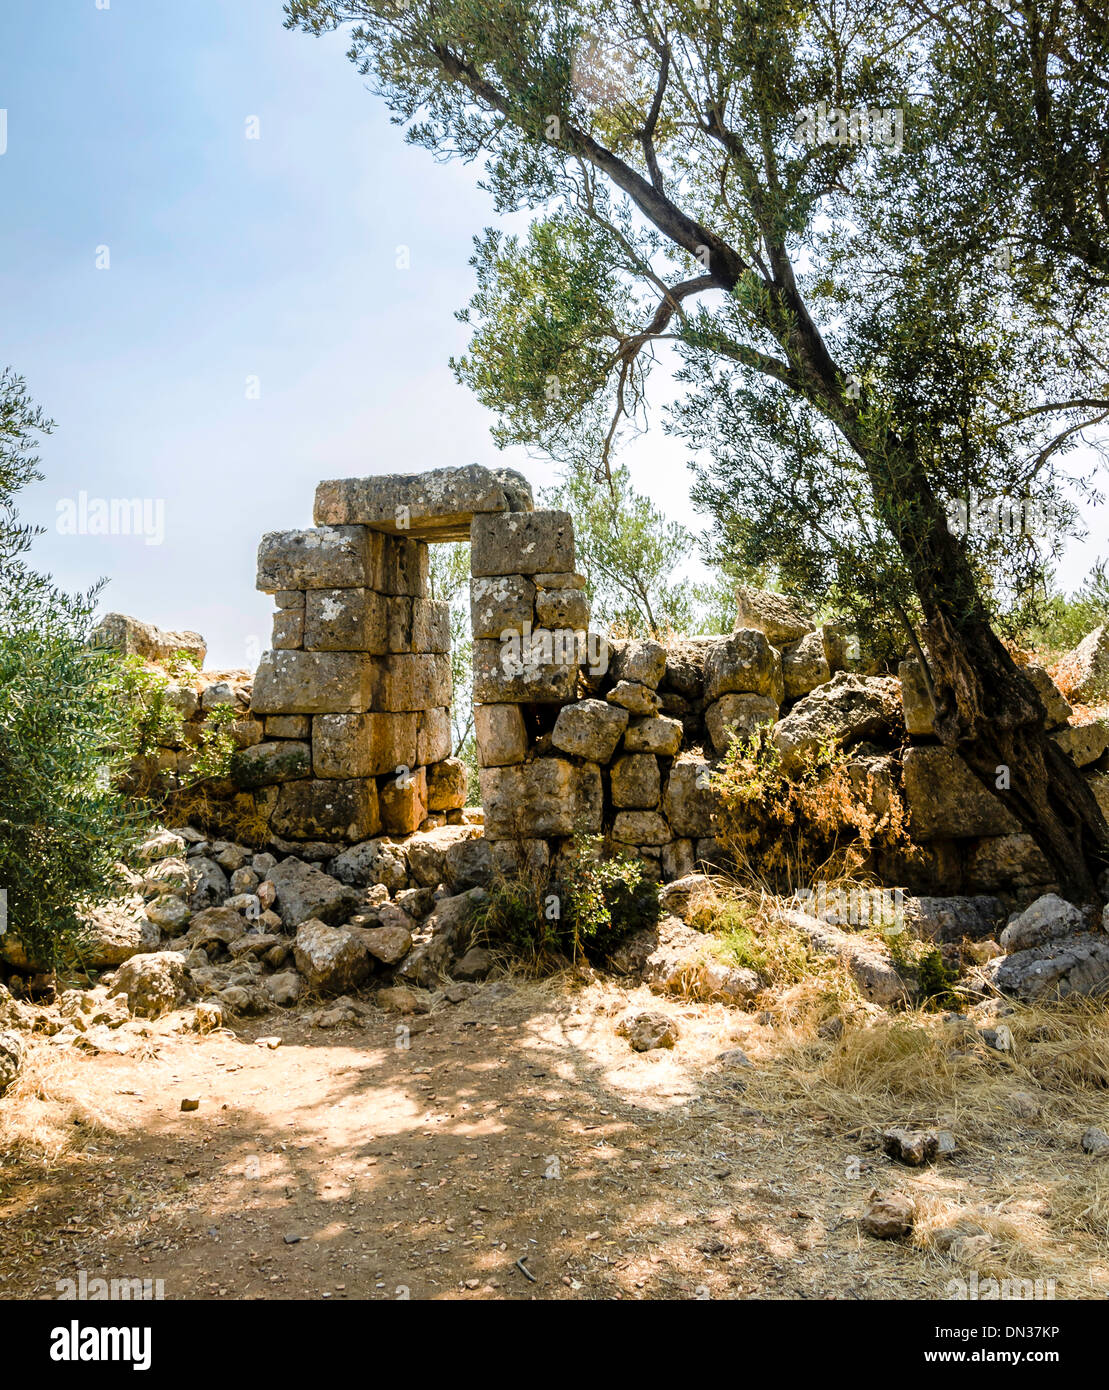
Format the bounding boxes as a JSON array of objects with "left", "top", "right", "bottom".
[
  {"left": 453, "top": 947, "right": 494, "bottom": 981},
  {"left": 1001, "top": 894, "right": 1085, "bottom": 953},
  {"left": 108, "top": 952, "right": 193, "bottom": 1018},
  {"left": 860, "top": 1193, "right": 914, "bottom": 1240},
  {"left": 180, "top": 1097, "right": 200, "bottom": 1112},
  {"left": 0, "top": 1031, "right": 24, "bottom": 1097},
  {"left": 881, "top": 1128, "right": 954, "bottom": 1166},
  {"left": 1081, "top": 1126, "right": 1109, "bottom": 1156},
  {"left": 294, "top": 920, "right": 371, "bottom": 995},
  {"left": 268, "top": 859, "right": 359, "bottom": 930},
  {"left": 616, "top": 1011, "right": 680, "bottom": 1052}
]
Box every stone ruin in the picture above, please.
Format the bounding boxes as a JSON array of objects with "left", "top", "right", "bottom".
[
  {"left": 236, "top": 463, "right": 870, "bottom": 884},
  {"left": 104, "top": 462, "right": 1109, "bottom": 905}
]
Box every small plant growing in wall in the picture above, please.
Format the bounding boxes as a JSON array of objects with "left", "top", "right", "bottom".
[{"left": 189, "top": 702, "right": 239, "bottom": 783}]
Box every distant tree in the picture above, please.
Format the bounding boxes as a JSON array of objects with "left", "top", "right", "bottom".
[
  {"left": 0, "top": 369, "right": 142, "bottom": 971},
  {"left": 427, "top": 540, "right": 477, "bottom": 793},
  {"left": 541, "top": 462, "right": 731, "bottom": 636}
]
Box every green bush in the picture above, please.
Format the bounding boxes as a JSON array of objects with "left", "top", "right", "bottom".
[
  {"left": 473, "top": 831, "right": 661, "bottom": 964},
  {"left": 0, "top": 369, "right": 150, "bottom": 970}
]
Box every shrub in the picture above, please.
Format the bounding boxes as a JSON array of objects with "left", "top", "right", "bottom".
[
  {"left": 0, "top": 368, "right": 150, "bottom": 970},
  {"left": 710, "top": 727, "right": 912, "bottom": 893},
  {"left": 473, "top": 831, "right": 661, "bottom": 965}
]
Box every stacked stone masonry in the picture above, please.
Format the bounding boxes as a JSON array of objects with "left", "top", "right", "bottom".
[{"left": 159, "top": 462, "right": 1107, "bottom": 902}]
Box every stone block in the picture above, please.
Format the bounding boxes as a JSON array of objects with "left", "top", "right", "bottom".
[
  {"left": 416, "top": 707, "right": 452, "bottom": 765},
  {"left": 251, "top": 651, "right": 374, "bottom": 715},
  {"left": 611, "top": 753, "right": 661, "bottom": 808},
  {"left": 902, "top": 746, "right": 1021, "bottom": 841},
  {"left": 304, "top": 588, "right": 388, "bottom": 653},
  {"left": 379, "top": 767, "right": 429, "bottom": 835},
  {"left": 551, "top": 699, "right": 628, "bottom": 763},
  {"left": 270, "top": 777, "right": 380, "bottom": 842},
  {"left": 612, "top": 811, "right": 672, "bottom": 845},
  {"left": 475, "top": 703, "right": 528, "bottom": 766},
  {"left": 413, "top": 599, "right": 451, "bottom": 653},
  {"left": 471, "top": 509, "right": 575, "bottom": 577},
  {"left": 611, "top": 638, "right": 667, "bottom": 690},
  {"left": 704, "top": 629, "right": 784, "bottom": 704},
  {"left": 535, "top": 588, "right": 589, "bottom": 631},
  {"left": 313, "top": 464, "right": 533, "bottom": 540},
  {"left": 781, "top": 629, "right": 830, "bottom": 700},
  {"left": 427, "top": 756, "right": 468, "bottom": 811},
  {"left": 898, "top": 655, "right": 934, "bottom": 736},
  {"left": 272, "top": 608, "right": 304, "bottom": 649},
  {"left": 377, "top": 534, "right": 428, "bottom": 597},
  {"left": 623, "top": 715, "right": 683, "bottom": 756},
  {"left": 265, "top": 714, "right": 310, "bottom": 739},
  {"left": 704, "top": 693, "right": 779, "bottom": 756},
  {"left": 256, "top": 526, "right": 374, "bottom": 592},
  {"left": 664, "top": 760, "right": 718, "bottom": 838},
  {"left": 230, "top": 740, "right": 311, "bottom": 789},
  {"left": 470, "top": 574, "right": 536, "bottom": 639},
  {"left": 275, "top": 590, "right": 305, "bottom": 610},
  {"left": 479, "top": 759, "right": 602, "bottom": 838},
  {"left": 472, "top": 635, "right": 577, "bottom": 704},
  {"left": 371, "top": 653, "right": 452, "bottom": 711},
  {"left": 313, "top": 712, "right": 417, "bottom": 779}
]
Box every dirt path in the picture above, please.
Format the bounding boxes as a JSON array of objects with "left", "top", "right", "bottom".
[{"left": 1, "top": 977, "right": 1104, "bottom": 1301}]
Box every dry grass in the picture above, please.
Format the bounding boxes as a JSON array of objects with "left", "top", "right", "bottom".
[{"left": 0, "top": 1041, "right": 130, "bottom": 1171}]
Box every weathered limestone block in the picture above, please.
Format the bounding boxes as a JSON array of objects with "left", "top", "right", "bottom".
[
  {"left": 1052, "top": 721, "right": 1109, "bottom": 768},
  {"left": 606, "top": 681, "right": 662, "bottom": 716},
  {"left": 480, "top": 759, "right": 602, "bottom": 838},
  {"left": 257, "top": 526, "right": 374, "bottom": 592},
  {"left": 488, "top": 838, "right": 550, "bottom": 881},
  {"left": 772, "top": 672, "right": 902, "bottom": 775},
  {"left": 470, "top": 575, "right": 536, "bottom": 639},
  {"left": 611, "top": 753, "right": 661, "bottom": 808},
  {"left": 380, "top": 766, "right": 429, "bottom": 835},
  {"left": 623, "top": 715, "right": 683, "bottom": 756},
  {"left": 475, "top": 703, "right": 529, "bottom": 766},
  {"left": 294, "top": 920, "right": 371, "bottom": 995},
  {"left": 251, "top": 650, "right": 374, "bottom": 714},
  {"left": 230, "top": 740, "right": 311, "bottom": 789},
  {"left": 533, "top": 571, "right": 586, "bottom": 590},
  {"left": 782, "top": 629, "right": 830, "bottom": 700},
  {"left": 664, "top": 759, "right": 718, "bottom": 838},
  {"left": 662, "top": 637, "right": 717, "bottom": 697},
  {"left": 268, "top": 858, "right": 361, "bottom": 927},
  {"left": 331, "top": 837, "right": 409, "bottom": 891},
  {"left": 275, "top": 590, "right": 305, "bottom": 611},
  {"left": 704, "top": 630, "right": 784, "bottom": 704},
  {"left": 964, "top": 834, "right": 1054, "bottom": 892},
  {"left": 265, "top": 714, "right": 309, "bottom": 739},
  {"left": 661, "top": 838, "right": 696, "bottom": 880},
  {"left": 416, "top": 707, "right": 452, "bottom": 765},
  {"left": 705, "top": 693, "right": 779, "bottom": 756},
  {"left": 272, "top": 608, "right": 304, "bottom": 649},
  {"left": 902, "top": 746, "right": 1020, "bottom": 841},
  {"left": 733, "top": 587, "right": 814, "bottom": 646},
  {"left": 898, "top": 655, "right": 934, "bottom": 736},
  {"left": 427, "top": 756, "right": 468, "bottom": 811},
  {"left": 471, "top": 509, "right": 575, "bottom": 577},
  {"left": 270, "top": 777, "right": 380, "bottom": 842},
  {"left": 304, "top": 588, "right": 387, "bottom": 653},
  {"left": 90, "top": 613, "right": 207, "bottom": 666},
  {"left": 1026, "top": 663, "right": 1073, "bottom": 729},
  {"left": 313, "top": 464, "right": 533, "bottom": 539},
  {"left": 611, "top": 638, "right": 667, "bottom": 690},
  {"left": 377, "top": 534, "right": 429, "bottom": 597},
  {"left": 472, "top": 635, "right": 577, "bottom": 704},
  {"left": 371, "top": 653, "right": 452, "bottom": 712},
  {"left": 1060, "top": 625, "right": 1109, "bottom": 703},
  {"left": 612, "top": 811, "right": 671, "bottom": 845},
  {"left": 983, "top": 932, "right": 1109, "bottom": 1001},
  {"left": 313, "top": 712, "right": 417, "bottom": 779},
  {"left": 551, "top": 699, "right": 628, "bottom": 763},
  {"left": 535, "top": 588, "right": 590, "bottom": 631},
  {"left": 414, "top": 599, "right": 450, "bottom": 653}
]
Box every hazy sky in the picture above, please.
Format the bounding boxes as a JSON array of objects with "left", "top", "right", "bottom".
[{"left": 2, "top": 0, "right": 1105, "bottom": 668}]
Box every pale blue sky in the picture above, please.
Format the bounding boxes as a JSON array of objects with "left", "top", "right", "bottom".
[{"left": 1, "top": 0, "right": 1104, "bottom": 667}]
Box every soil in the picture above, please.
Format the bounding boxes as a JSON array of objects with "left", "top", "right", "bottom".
[{"left": 1, "top": 975, "right": 1105, "bottom": 1301}]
